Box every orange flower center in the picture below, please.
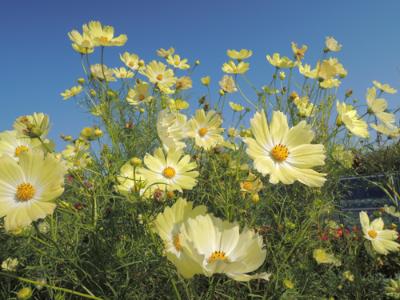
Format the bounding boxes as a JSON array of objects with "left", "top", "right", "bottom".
[
  {"left": 242, "top": 181, "right": 253, "bottom": 191},
  {"left": 367, "top": 229, "right": 378, "bottom": 239},
  {"left": 156, "top": 74, "right": 163, "bottom": 81},
  {"left": 173, "top": 234, "right": 182, "bottom": 251},
  {"left": 138, "top": 94, "right": 145, "bottom": 101},
  {"left": 208, "top": 251, "right": 228, "bottom": 263},
  {"left": 162, "top": 167, "right": 176, "bottom": 179},
  {"left": 16, "top": 183, "right": 36, "bottom": 201},
  {"left": 15, "top": 145, "right": 29, "bottom": 157},
  {"left": 99, "top": 36, "right": 110, "bottom": 44},
  {"left": 198, "top": 127, "right": 208, "bottom": 137},
  {"left": 271, "top": 144, "right": 289, "bottom": 162}
]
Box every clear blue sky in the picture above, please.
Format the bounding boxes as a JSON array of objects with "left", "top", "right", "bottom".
[{"left": 1, "top": 0, "right": 400, "bottom": 143}]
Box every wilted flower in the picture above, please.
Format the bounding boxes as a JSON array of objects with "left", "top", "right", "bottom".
[
  {"left": 157, "top": 47, "right": 175, "bottom": 58},
  {"left": 176, "top": 76, "right": 192, "bottom": 90},
  {"left": 291, "top": 42, "right": 308, "bottom": 61},
  {"left": 14, "top": 113, "right": 50, "bottom": 139},
  {"left": 229, "top": 101, "right": 244, "bottom": 112}
]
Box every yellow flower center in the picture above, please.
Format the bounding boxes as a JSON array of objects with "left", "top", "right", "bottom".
[
  {"left": 99, "top": 36, "right": 109, "bottom": 44},
  {"left": 208, "top": 250, "right": 228, "bottom": 263},
  {"left": 242, "top": 181, "right": 253, "bottom": 191},
  {"left": 368, "top": 229, "right": 378, "bottom": 239},
  {"left": 128, "top": 61, "right": 135, "bottom": 68},
  {"left": 173, "top": 234, "right": 182, "bottom": 251},
  {"left": 15, "top": 145, "right": 29, "bottom": 157},
  {"left": 156, "top": 74, "right": 163, "bottom": 81},
  {"left": 138, "top": 94, "right": 145, "bottom": 101},
  {"left": 16, "top": 183, "right": 36, "bottom": 202},
  {"left": 162, "top": 167, "right": 176, "bottom": 179},
  {"left": 175, "top": 61, "right": 180, "bottom": 66},
  {"left": 198, "top": 127, "right": 208, "bottom": 137},
  {"left": 271, "top": 144, "right": 289, "bottom": 162}
]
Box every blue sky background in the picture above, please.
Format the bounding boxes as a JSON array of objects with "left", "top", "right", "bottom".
[{"left": 1, "top": 0, "right": 400, "bottom": 144}]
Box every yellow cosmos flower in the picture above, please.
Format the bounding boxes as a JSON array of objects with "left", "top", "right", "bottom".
[
  {"left": 116, "top": 160, "right": 152, "bottom": 198},
  {"left": 298, "top": 63, "right": 318, "bottom": 79},
  {"left": 187, "top": 109, "right": 224, "bottom": 150},
  {"left": 293, "top": 96, "right": 315, "bottom": 117},
  {"left": 226, "top": 49, "right": 253, "bottom": 60},
  {"left": 61, "top": 85, "right": 83, "bottom": 100},
  {"left": 360, "top": 211, "right": 400, "bottom": 255},
  {"left": 201, "top": 76, "right": 211, "bottom": 86},
  {"left": 138, "top": 148, "right": 198, "bottom": 192},
  {"left": 168, "top": 99, "right": 190, "bottom": 111},
  {"left": 113, "top": 67, "right": 134, "bottom": 79},
  {"left": 373, "top": 80, "right": 397, "bottom": 94},
  {"left": 336, "top": 101, "right": 369, "bottom": 138},
  {"left": 370, "top": 123, "right": 400, "bottom": 138},
  {"left": 86, "top": 21, "right": 127, "bottom": 47},
  {"left": 157, "top": 110, "right": 188, "bottom": 151},
  {"left": 61, "top": 139, "right": 92, "bottom": 170},
  {"left": 313, "top": 249, "right": 341, "bottom": 266},
  {"left": 222, "top": 61, "right": 250, "bottom": 74},
  {"left": 176, "top": 76, "right": 192, "bottom": 90},
  {"left": 366, "top": 87, "right": 395, "bottom": 125},
  {"left": 120, "top": 52, "right": 144, "bottom": 71},
  {"left": 166, "top": 55, "right": 190, "bottom": 70},
  {"left": 244, "top": 110, "right": 326, "bottom": 187},
  {"left": 240, "top": 173, "right": 263, "bottom": 194},
  {"left": 0, "top": 151, "right": 66, "bottom": 232},
  {"left": 180, "top": 214, "right": 271, "bottom": 282},
  {"left": 126, "top": 83, "right": 152, "bottom": 106},
  {"left": 291, "top": 42, "right": 308, "bottom": 61},
  {"left": 219, "top": 75, "right": 237, "bottom": 93},
  {"left": 0, "top": 131, "right": 44, "bottom": 161},
  {"left": 90, "top": 64, "right": 116, "bottom": 82},
  {"left": 1, "top": 257, "right": 19, "bottom": 272},
  {"left": 141, "top": 61, "right": 176, "bottom": 94},
  {"left": 320, "top": 78, "right": 341, "bottom": 89},
  {"left": 68, "top": 26, "right": 95, "bottom": 54},
  {"left": 325, "top": 36, "right": 342, "bottom": 52},
  {"left": 229, "top": 101, "right": 244, "bottom": 112},
  {"left": 266, "top": 53, "right": 295, "bottom": 68},
  {"left": 14, "top": 113, "right": 50, "bottom": 139},
  {"left": 153, "top": 198, "right": 207, "bottom": 278},
  {"left": 157, "top": 47, "right": 175, "bottom": 58},
  {"left": 317, "top": 58, "right": 346, "bottom": 80}
]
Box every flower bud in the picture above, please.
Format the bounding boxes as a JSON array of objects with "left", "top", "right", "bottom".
[{"left": 17, "top": 287, "right": 32, "bottom": 300}]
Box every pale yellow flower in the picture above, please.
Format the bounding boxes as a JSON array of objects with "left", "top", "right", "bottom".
[
  {"left": 325, "top": 36, "right": 342, "bottom": 52},
  {"left": 293, "top": 96, "right": 315, "bottom": 117},
  {"left": 240, "top": 173, "right": 263, "bottom": 194},
  {"left": 1, "top": 257, "right": 19, "bottom": 272},
  {"left": 68, "top": 26, "right": 95, "bottom": 54},
  {"left": 226, "top": 49, "right": 253, "bottom": 60},
  {"left": 373, "top": 80, "right": 397, "bottom": 94},
  {"left": 157, "top": 110, "right": 188, "bottom": 151},
  {"left": 176, "top": 76, "right": 192, "bottom": 90},
  {"left": 0, "top": 151, "right": 66, "bottom": 232},
  {"left": 14, "top": 113, "right": 50, "bottom": 139},
  {"left": 360, "top": 211, "right": 400, "bottom": 255},
  {"left": 86, "top": 21, "right": 127, "bottom": 47},
  {"left": 222, "top": 61, "right": 250, "bottom": 74},
  {"left": 187, "top": 110, "right": 224, "bottom": 150},
  {"left": 120, "top": 52, "right": 144, "bottom": 71},
  {"left": 291, "top": 42, "right": 308, "bottom": 61},
  {"left": 138, "top": 148, "right": 198, "bottom": 192},
  {"left": 229, "top": 101, "right": 244, "bottom": 112},
  {"left": 336, "top": 101, "right": 369, "bottom": 138},
  {"left": 298, "top": 63, "right": 318, "bottom": 79},
  {"left": 317, "top": 58, "right": 346, "bottom": 80},
  {"left": 116, "top": 160, "right": 152, "bottom": 198},
  {"left": 266, "top": 53, "right": 295, "bottom": 68},
  {"left": 219, "top": 75, "right": 237, "bottom": 93},
  {"left": 313, "top": 248, "right": 341, "bottom": 266},
  {"left": 153, "top": 198, "right": 207, "bottom": 278},
  {"left": 0, "top": 130, "right": 44, "bottom": 161},
  {"left": 366, "top": 87, "right": 395, "bottom": 125},
  {"left": 141, "top": 61, "right": 176, "bottom": 94},
  {"left": 180, "top": 214, "right": 270, "bottom": 282},
  {"left": 61, "top": 85, "right": 83, "bottom": 100},
  {"left": 166, "top": 55, "right": 190, "bottom": 70},
  {"left": 113, "top": 67, "right": 134, "bottom": 79},
  {"left": 168, "top": 99, "right": 190, "bottom": 111},
  {"left": 157, "top": 47, "right": 175, "bottom": 58},
  {"left": 244, "top": 110, "right": 326, "bottom": 187},
  {"left": 61, "top": 139, "right": 92, "bottom": 170},
  {"left": 320, "top": 78, "right": 341, "bottom": 89},
  {"left": 370, "top": 123, "right": 400, "bottom": 138},
  {"left": 90, "top": 64, "right": 116, "bottom": 82},
  {"left": 201, "top": 76, "right": 211, "bottom": 86},
  {"left": 126, "top": 82, "right": 152, "bottom": 106}
]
